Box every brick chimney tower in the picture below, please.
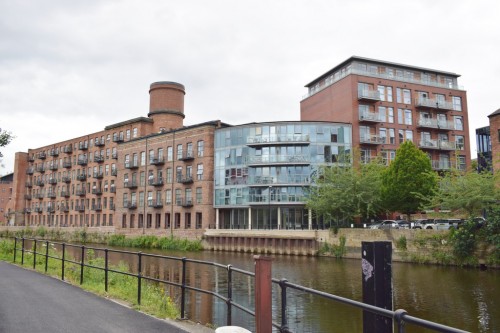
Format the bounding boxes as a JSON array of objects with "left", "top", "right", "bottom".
[{"left": 148, "top": 81, "right": 185, "bottom": 132}]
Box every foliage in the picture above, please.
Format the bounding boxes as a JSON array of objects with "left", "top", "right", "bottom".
[
  {"left": 306, "top": 155, "right": 386, "bottom": 224},
  {"left": 449, "top": 220, "right": 478, "bottom": 263},
  {"left": 0, "top": 128, "right": 14, "bottom": 159},
  {"left": 429, "top": 169, "right": 498, "bottom": 217},
  {"left": 381, "top": 141, "right": 437, "bottom": 218},
  {"left": 107, "top": 234, "right": 203, "bottom": 251},
  {"left": 484, "top": 207, "right": 500, "bottom": 264},
  {"left": 319, "top": 236, "right": 346, "bottom": 258},
  {"left": 396, "top": 235, "right": 407, "bottom": 251}
]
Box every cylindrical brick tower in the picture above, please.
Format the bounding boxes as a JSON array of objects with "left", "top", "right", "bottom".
[{"left": 148, "top": 81, "right": 185, "bottom": 131}]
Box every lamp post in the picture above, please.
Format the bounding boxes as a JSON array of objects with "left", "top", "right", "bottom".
[{"left": 268, "top": 185, "right": 272, "bottom": 229}]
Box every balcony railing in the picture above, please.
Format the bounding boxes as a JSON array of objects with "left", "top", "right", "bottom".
[
  {"left": 49, "top": 164, "right": 58, "bottom": 171},
  {"left": 124, "top": 161, "right": 139, "bottom": 169},
  {"left": 248, "top": 193, "right": 307, "bottom": 205},
  {"left": 28, "top": 156, "right": 35, "bottom": 162},
  {"left": 47, "top": 178, "right": 57, "bottom": 185},
  {"left": 78, "top": 143, "right": 88, "bottom": 150},
  {"left": 34, "top": 207, "right": 43, "bottom": 213},
  {"left": 38, "top": 152, "right": 47, "bottom": 159},
  {"left": 77, "top": 174, "right": 87, "bottom": 181},
  {"left": 77, "top": 158, "right": 88, "bottom": 166},
  {"left": 246, "top": 134, "right": 310, "bottom": 146},
  {"left": 93, "top": 172, "right": 104, "bottom": 179},
  {"left": 439, "top": 140, "right": 457, "bottom": 150},
  {"left": 247, "top": 175, "right": 311, "bottom": 186},
  {"left": 76, "top": 189, "right": 86, "bottom": 196},
  {"left": 431, "top": 160, "right": 452, "bottom": 170},
  {"left": 61, "top": 191, "right": 70, "bottom": 198},
  {"left": 112, "top": 152, "right": 118, "bottom": 159},
  {"left": 63, "top": 161, "right": 72, "bottom": 168},
  {"left": 178, "top": 152, "right": 194, "bottom": 161},
  {"left": 26, "top": 168, "right": 34, "bottom": 175},
  {"left": 360, "top": 135, "right": 385, "bottom": 145},
  {"left": 148, "top": 201, "right": 164, "bottom": 208},
  {"left": 418, "top": 139, "right": 439, "bottom": 149},
  {"left": 61, "top": 206, "right": 70, "bottom": 213},
  {"left": 417, "top": 118, "right": 439, "bottom": 129},
  {"left": 415, "top": 98, "right": 454, "bottom": 111},
  {"left": 35, "top": 180, "right": 45, "bottom": 187},
  {"left": 36, "top": 165, "right": 45, "bottom": 173},
  {"left": 246, "top": 155, "right": 310, "bottom": 166},
  {"left": 24, "top": 194, "right": 32, "bottom": 200},
  {"left": 47, "top": 192, "right": 57, "bottom": 199},
  {"left": 25, "top": 182, "right": 33, "bottom": 188},
  {"left": 34, "top": 193, "right": 44, "bottom": 199},
  {"left": 63, "top": 146, "right": 73, "bottom": 154},
  {"left": 92, "top": 204, "right": 102, "bottom": 211},
  {"left": 113, "top": 134, "right": 124, "bottom": 142},
  {"left": 94, "top": 155, "right": 105, "bottom": 163},
  {"left": 124, "top": 181, "right": 138, "bottom": 189},
  {"left": 357, "top": 89, "right": 381, "bottom": 102},
  {"left": 47, "top": 206, "right": 55, "bottom": 213},
  {"left": 94, "top": 138, "right": 105, "bottom": 147},
  {"left": 111, "top": 169, "right": 117, "bottom": 176},
  {"left": 149, "top": 157, "right": 165, "bottom": 165},
  {"left": 92, "top": 188, "right": 103, "bottom": 195},
  {"left": 437, "top": 120, "right": 454, "bottom": 130},
  {"left": 124, "top": 201, "right": 137, "bottom": 209},
  {"left": 49, "top": 149, "right": 59, "bottom": 157},
  {"left": 75, "top": 205, "right": 85, "bottom": 212},
  {"left": 148, "top": 178, "right": 164, "bottom": 186},
  {"left": 359, "top": 111, "right": 382, "bottom": 122},
  {"left": 24, "top": 208, "right": 31, "bottom": 214},
  {"left": 62, "top": 176, "right": 71, "bottom": 183},
  {"left": 177, "top": 176, "right": 193, "bottom": 184},
  {"left": 176, "top": 198, "right": 193, "bottom": 207}
]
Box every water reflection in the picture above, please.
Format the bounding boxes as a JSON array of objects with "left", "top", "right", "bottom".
[{"left": 22, "top": 241, "right": 500, "bottom": 332}]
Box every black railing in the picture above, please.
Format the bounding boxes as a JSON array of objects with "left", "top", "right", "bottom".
[{"left": 10, "top": 238, "right": 468, "bottom": 333}]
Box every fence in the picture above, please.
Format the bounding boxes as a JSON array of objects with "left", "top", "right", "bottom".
[{"left": 11, "top": 237, "right": 469, "bottom": 333}]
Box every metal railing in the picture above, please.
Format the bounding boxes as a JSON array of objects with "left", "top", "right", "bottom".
[{"left": 10, "top": 238, "right": 469, "bottom": 333}]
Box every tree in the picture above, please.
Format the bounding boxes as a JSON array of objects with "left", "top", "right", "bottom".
[
  {"left": 431, "top": 169, "right": 498, "bottom": 217},
  {"left": 306, "top": 157, "right": 386, "bottom": 225},
  {"left": 0, "top": 128, "right": 14, "bottom": 158},
  {"left": 381, "top": 141, "right": 437, "bottom": 220}
]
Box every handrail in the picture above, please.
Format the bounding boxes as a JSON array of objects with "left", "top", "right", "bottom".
[{"left": 10, "top": 237, "right": 469, "bottom": 333}]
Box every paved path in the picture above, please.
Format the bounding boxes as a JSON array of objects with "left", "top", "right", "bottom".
[{"left": 0, "top": 261, "right": 210, "bottom": 333}]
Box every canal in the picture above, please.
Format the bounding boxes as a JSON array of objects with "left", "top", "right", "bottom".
[{"left": 56, "top": 244, "right": 499, "bottom": 332}]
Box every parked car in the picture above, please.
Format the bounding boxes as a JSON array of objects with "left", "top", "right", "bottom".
[
  {"left": 411, "top": 219, "right": 432, "bottom": 229},
  {"left": 370, "top": 220, "right": 400, "bottom": 229},
  {"left": 395, "top": 220, "right": 411, "bottom": 229}
]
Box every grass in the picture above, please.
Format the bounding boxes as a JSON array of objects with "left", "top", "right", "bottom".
[{"left": 0, "top": 239, "right": 179, "bottom": 320}]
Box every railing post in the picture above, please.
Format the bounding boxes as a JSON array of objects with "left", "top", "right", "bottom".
[
  {"left": 137, "top": 252, "right": 142, "bottom": 305},
  {"left": 61, "top": 243, "right": 66, "bottom": 281},
  {"left": 254, "top": 255, "right": 272, "bottom": 333},
  {"left": 21, "top": 238, "right": 25, "bottom": 265},
  {"left": 45, "top": 240, "right": 49, "bottom": 272},
  {"left": 180, "top": 257, "right": 187, "bottom": 319},
  {"left": 279, "top": 278, "right": 288, "bottom": 332},
  {"left": 105, "top": 249, "right": 109, "bottom": 292},
  {"left": 80, "top": 245, "right": 85, "bottom": 284},
  {"left": 33, "top": 239, "right": 37, "bottom": 270},
  {"left": 226, "top": 265, "right": 233, "bottom": 326},
  {"left": 362, "top": 241, "right": 392, "bottom": 333},
  {"left": 13, "top": 237, "right": 17, "bottom": 263},
  {"left": 394, "top": 309, "right": 408, "bottom": 333}
]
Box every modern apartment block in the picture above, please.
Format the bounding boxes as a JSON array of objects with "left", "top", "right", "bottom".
[
  {"left": 8, "top": 82, "right": 228, "bottom": 237},
  {"left": 300, "top": 56, "right": 471, "bottom": 170},
  {"left": 476, "top": 126, "right": 492, "bottom": 172},
  {"left": 213, "top": 122, "right": 352, "bottom": 230}
]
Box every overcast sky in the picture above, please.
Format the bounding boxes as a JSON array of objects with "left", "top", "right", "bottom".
[{"left": 1, "top": 0, "right": 499, "bottom": 173}]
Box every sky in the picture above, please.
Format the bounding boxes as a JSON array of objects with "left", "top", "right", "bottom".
[{"left": 1, "top": 0, "right": 499, "bottom": 174}]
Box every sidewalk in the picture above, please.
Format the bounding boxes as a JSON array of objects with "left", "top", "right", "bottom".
[{"left": 0, "top": 261, "right": 214, "bottom": 333}]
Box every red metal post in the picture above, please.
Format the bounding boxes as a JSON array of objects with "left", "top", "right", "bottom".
[{"left": 254, "top": 255, "right": 272, "bottom": 333}]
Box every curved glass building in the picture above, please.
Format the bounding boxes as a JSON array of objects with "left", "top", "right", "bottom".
[{"left": 214, "top": 121, "right": 351, "bottom": 230}]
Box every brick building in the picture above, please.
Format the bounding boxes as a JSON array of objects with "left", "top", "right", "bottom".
[
  {"left": 300, "top": 56, "right": 471, "bottom": 170},
  {"left": 488, "top": 108, "right": 500, "bottom": 174},
  {"left": 10, "top": 81, "right": 228, "bottom": 237},
  {"left": 0, "top": 173, "right": 13, "bottom": 225}
]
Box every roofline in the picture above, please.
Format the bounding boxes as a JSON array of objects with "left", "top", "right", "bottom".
[
  {"left": 215, "top": 120, "right": 352, "bottom": 128},
  {"left": 105, "top": 117, "right": 153, "bottom": 130},
  {"left": 305, "top": 56, "right": 461, "bottom": 87},
  {"left": 487, "top": 108, "right": 500, "bottom": 118}
]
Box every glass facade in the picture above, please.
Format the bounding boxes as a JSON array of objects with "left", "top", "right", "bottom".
[{"left": 214, "top": 122, "right": 352, "bottom": 230}]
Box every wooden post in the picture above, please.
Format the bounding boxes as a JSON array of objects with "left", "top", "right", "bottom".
[
  {"left": 254, "top": 255, "right": 272, "bottom": 333},
  {"left": 362, "top": 241, "right": 393, "bottom": 333}
]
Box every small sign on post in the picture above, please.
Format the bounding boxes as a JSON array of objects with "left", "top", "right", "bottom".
[{"left": 361, "top": 241, "right": 393, "bottom": 333}]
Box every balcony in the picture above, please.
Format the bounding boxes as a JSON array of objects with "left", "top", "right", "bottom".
[
  {"left": 94, "top": 155, "right": 105, "bottom": 163},
  {"left": 75, "top": 205, "right": 85, "bottom": 212},
  {"left": 177, "top": 176, "right": 193, "bottom": 184},
  {"left": 178, "top": 152, "right": 195, "bottom": 161},
  {"left": 94, "top": 138, "right": 105, "bottom": 147},
  {"left": 47, "top": 178, "right": 57, "bottom": 185},
  {"left": 437, "top": 120, "right": 454, "bottom": 131},
  {"left": 124, "top": 181, "right": 138, "bottom": 189},
  {"left": 36, "top": 165, "right": 45, "bottom": 173},
  {"left": 418, "top": 139, "right": 439, "bottom": 149},
  {"left": 24, "top": 208, "right": 32, "bottom": 214},
  {"left": 113, "top": 134, "right": 124, "bottom": 143},
  {"left": 360, "top": 135, "right": 385, "bottom": 145},
  {"left": 150, "top": 157, "right": 165, "bottom": 165},
  {"left": 63, "top": 161, "right": 72, "bottom": 168},
  {"left": 25, "top": 182, "right": 33, "bottom": 188},
  {"left": 92, "top": 204, "right": 102, "bottom": 211},
  {"left": 432, "top": 160, "right": 452, "bottom": 171},
  {"left": 415, "top": 98, "right": 454, "bottom": 111},
  {"left": 176, "top": 198, "right": 193, "bottom": 207},
  {"left": 76, "top": 189, "right": 86, "bottom": 196},
  {"left": 63, "top": 146, "right": 73, "bottom": 154},
  {"left": 110, "top": 186, "right": 116, "bottom": 193},
  {"left": 62, "top": 176, "right": 71, "bottom": 183},
  {"left": 246, "top": 134, "right": 310, "bottom": 146},
  {"left": 34, "top": 193, "right": 44, "bottom": 199},
  {"left": 439, "top": 140, "right": 457, "bottom": 151},
  {"left": 247, "top": 175, "right": 310, "bottom": 186},
  {"left": 111, "top": 169, "right": 117, "bottom": 176},
  {"left": 92, "top": 188, "right": 103, "bottom": 195},
  {"left": 110, "top": 203, "right": 116, "bottom": 211},
  {"left": 77, "top": 174, "right": 87, "bottom": 181},
  {"left": 357, "top": 89, "right": 380, "bottom": 102},
  {"left": 61, "top": 206, "right": 70, "bottom": 213},
  {"left": 148, "top": 178, "right": 164, "bottom": 186},
  {"left": 26, "top": 168, "right": 34, "bottom": 175},
  {"left": 77, "top": 158, "right": 88, "bottom": 166},
  {"left": 47, "top": 206, "right": 55, "bottom": 213},
  {"left": 61, "top": 191, "right": 70, "bottom": 198},
  {"left": 125, "top": 201, "right": 137, "bottom": 210},
  {"left": 35, "top": 180, "right": 45, "bottom": 187},
  {"left": 47, "top": 192, "right": 57, "bottom": 199},
  {"left": 49, "top": 149, "right": 59, "bottom": 157},
  {"left": 49, "top": 164, "right": 58, "bottom": 171},
  {"left": 24, "top": 194, "right": 32, "bottom": 200},
  {"left": 34, "top": 207, "right": 43, "bottom": 213},
  {"left": 417, "top": 118, "right": 439, "bottom": 129},
  {"left": 28, "top": 155, "right": 35, "bottom": 162},
  {"left": 112, "top": 152, "right": 118, "bottom": 159},
  {"left": 359, "top": 111, "right": 382, "bottom": 123},
  {"left": 124, "top": 161, "right": 139, "bottom": 169},
  {"left": 246, "top": 155, "right": 310, "bottom": 166},
  {"left": 93, "top": 172, "right": 104, "bottom": 179},
  {"left": 148, "top": 201, "right": 164, "bottom": 208},
  {"left": 38, "top": 152, "right": 47, "bottom": 159},
  {"left": 78, "top": 143, "right": 88, "bottom": 150},
  {"left": 247, "top": 193, "right": 306, "bottom": 205}
]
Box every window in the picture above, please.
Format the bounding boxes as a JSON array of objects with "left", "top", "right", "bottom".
[
  {"left": 177, "top": 144, "right": 183, "bottom": 160},
  {"left": 397, "top": 109, "right": 403, "bottom": 124},
  {"left": 166, "top": 168, "right": 172, "bottom": 183},
  {"left": 187, "top": 142, "right": 193, "bottom": 158},
  {"left": 197, "top": 164, "right": 204, "bottom": 180},
  {"left": 176, "top": 166, "right": 182, "bottom": 182},
  {"left": 397, "top": 88, "right": 411, "bottom": 104},
  {"left": 454, "top": 116, "right": 463, "bottom": 130},
  {"left": 456, "top": 135, "right": 465, "bottom": 150},
  {"left": 158, "top": 148, "right": 163, "bottom": 160},
  {"left": 167, "top": 147, "right": 173, "bottom": 161},
  {"left": 139, "top": 192, "right": 144, "bottom": 207},
  {"left": 388, "top": 108, "right": 394, "bottom": 123},
  {"left": 404, "top": 109, "right": 412, "bottom": 125},
  {"left": 457, "top": 156, "right": 466, "bottom": 170},
  {"left": 126, "top": 129, "right": 131, "bottom": 140},
  {"left": 405, "top": 130, "right": 413, "bottom": 142},
  {"left": 149, "top": 149, "right": 154, "bottom": 163},
  {"left": 379, "top": 128, "right": 387, "bottom": 144},
  {"left": 165, "top": 190, "right": 172, "bottom": 204},
  {"left": 147, "top": 191, "right": 153, "bottom": 206},
  {"left": 377, "top": 85, "right": 393, "bottom": 102},
  {"left": 175, "top": 189, "right": 181, "bottom": 205},
  {"left": 389, "top": 129, "right": 395, "bottom": 144},
  {"left": 186, "top": 165, "right": 192, "bottom": 178},
  {"left": 196, "top": 187, "right": 202, "bottom": 204},
  {"left": 452, "top": 96, "right": 462, "bottom": 111},
  {"left": 140, "top": 152, "right": 146, "bottom": 166},
  {"left": 185, "top": 188, "right": 192, "bottom": 204},
  {"left": 398, "top": 130, "right": 404, "bottom": 144},
  {"left": 196, "top": 213, "right": 202, "bottom": 229},
  {"left": 197, "top": 140, "right": 204, "bottom": 157},
  {"left": 132, "top": 128, "right": 138, "bottom": 138}
]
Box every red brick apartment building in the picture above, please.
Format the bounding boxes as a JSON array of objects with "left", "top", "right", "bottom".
[
  {"left": 301, "top": 56, "right": 471, "bottom": 169},
  {"left": 9, "top": 82, "right": 227, "bottom": 238},
  {"left": 488, "top": 108, "right": 500, "bottom": 174},
  {"left": 0, "top": 173, "right": 13, "bottom": 225}
]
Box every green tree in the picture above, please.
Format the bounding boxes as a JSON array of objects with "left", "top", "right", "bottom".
[
  {"left": 381, "top": 141, "right": 437, "bottom": 220},
  {"left": 431, "top": 169, "right": 497, "bottom": 217},
  {"left": 306, "top": 157, "right": 385, "bottom": 225},
  {"left": 0, "top": 128, "right": 14, "bottom": 158}
]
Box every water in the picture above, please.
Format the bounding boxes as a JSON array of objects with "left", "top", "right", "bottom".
[{"left": 28, "top": 242, "right": 500, "bottom": 332}]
